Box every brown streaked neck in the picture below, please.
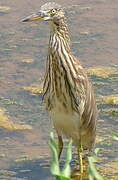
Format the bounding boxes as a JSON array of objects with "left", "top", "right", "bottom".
[{"left": 49, "top": 18, "right": 71, "bottom": 52}]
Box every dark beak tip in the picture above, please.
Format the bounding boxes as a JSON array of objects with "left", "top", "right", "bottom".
[{"left": 21, "top": 18, "right": 29, "bottom": 22}]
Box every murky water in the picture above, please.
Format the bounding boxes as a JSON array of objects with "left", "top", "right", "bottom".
[{"left": 0, "top": 0, "right": 118, "bottom": 179}]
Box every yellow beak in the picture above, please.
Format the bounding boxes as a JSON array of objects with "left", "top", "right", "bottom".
[{"left": 21, "top": 12, "right": 43, "bottom": 22}]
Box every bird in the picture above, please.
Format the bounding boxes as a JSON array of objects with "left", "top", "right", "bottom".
[{"left": 22, "top": 2, "right": 97, "bottom": 172}]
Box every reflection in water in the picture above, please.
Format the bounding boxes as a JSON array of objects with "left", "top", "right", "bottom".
[{"left": 71, "top": 162, "right": 89, "bottom": 180}]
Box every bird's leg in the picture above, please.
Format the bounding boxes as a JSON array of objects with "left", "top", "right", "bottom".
[
  {"left": 57, "top": 135, "right": 63, "bottom": 159},
  {"left": 78, "top": 142, "right": 83, "bottom": 174}
]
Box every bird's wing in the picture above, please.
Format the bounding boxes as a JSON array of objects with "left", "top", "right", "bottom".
[
  {"left": 73, "top": 60, "right": 97, "bottom": 135},
  {"left": 68, "top": 58, "right": 89, "bottom": 116},
  {"left": 70, "top": 57, "right": 97, "bottom": 114},
  {"left": 71, "top": 60, "right": 97, "bottom": 147}
]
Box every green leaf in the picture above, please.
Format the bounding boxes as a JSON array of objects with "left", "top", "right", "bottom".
[
  {"left": 50, "top": 132, "right": 59, "bottom": 151},
  {"left": 88, "top": 156, "right": 105, "bottom": 180},
  {"left": 112, "top": 132, "right": 118, "bottom": 141},
  {"left": 94, "top": 148, "right": 102, "bottom": 156},
  {"left": 62, "top": 139, "right": 72, "bottom": 177},
  {"left": 65, "top": 139, "right": 72, "bottom": 162},
  {"left": 56, "top": 175, "right": 71, "bottom": 180},
  {"left": 49, "top": 133, "right": 72, "bottom": 180},
  {"left": 49, "top": 132, "right": 60, "bottom": 176}
]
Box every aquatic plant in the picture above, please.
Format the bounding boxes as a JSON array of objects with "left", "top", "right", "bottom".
[
  {"left": 112, "top": 132, "right": 118, "bottom": 141},
  {"left": 88, "top": 133, "right": 118, "bottom": 180},
  {"left": 49, "top": 133, "right": 118, "bottom": 180},
  {"left": 49, "top": 132, "right": 72, "bottom": 180},
  {"left": 88, "top": 155, "right": 106, "bottom": 180}
]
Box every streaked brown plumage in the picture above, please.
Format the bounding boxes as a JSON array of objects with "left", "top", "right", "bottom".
[{"left": 22, "top": 2, "right": 97, "bottom": 166}]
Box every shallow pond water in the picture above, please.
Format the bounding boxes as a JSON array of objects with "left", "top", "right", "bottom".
[{"left": 0, "top": 0, "right": 118, "bottom": 179}]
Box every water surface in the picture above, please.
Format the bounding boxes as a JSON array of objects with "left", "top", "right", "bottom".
[{"left": 0, "top": 0, "right": 118, "bottom": 179}]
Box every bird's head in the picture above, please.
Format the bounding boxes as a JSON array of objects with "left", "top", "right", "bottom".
[{"left": 22, "top": 2, "right": 64, "bottom": 23}]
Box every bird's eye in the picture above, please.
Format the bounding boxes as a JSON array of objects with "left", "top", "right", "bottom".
[{"left": 51, "top": 9, "right": 56, "bottom": 14}]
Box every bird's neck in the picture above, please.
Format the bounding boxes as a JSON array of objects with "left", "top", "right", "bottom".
[{"left": 49, "top": 18, "right": 71, "bottom": 52}]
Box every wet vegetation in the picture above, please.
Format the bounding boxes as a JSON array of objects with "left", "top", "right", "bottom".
[{"left": 49, "top": 133, "right": 118, "bottom": 180}]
